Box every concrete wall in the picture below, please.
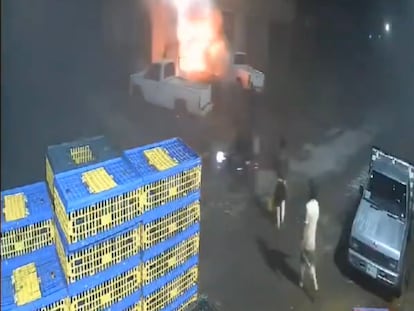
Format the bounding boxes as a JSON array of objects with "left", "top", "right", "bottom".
[{"left": 101, "top": 0, "right": 150, "bottom": 72}]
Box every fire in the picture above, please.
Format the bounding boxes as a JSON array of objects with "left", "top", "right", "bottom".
[{"left": 169, "top": 0, "right": 229, "bottom": 78}]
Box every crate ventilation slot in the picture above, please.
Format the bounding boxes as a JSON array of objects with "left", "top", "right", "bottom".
[
  {"left": 3, "top": 193, "right": 28, "bottom": 222},
  {"left": 70, "top": 145, "right": 95, "bottom": 165},
  {"left": 82, "top": 168, "right": 117, "bottom": 194},
  {"left": 12, "top": 263, "right": 41, "bottom": 306},
  {"left": 144, "top": 147, "right": 178, "bottom": 171}
]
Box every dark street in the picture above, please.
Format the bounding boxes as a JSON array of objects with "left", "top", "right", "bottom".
[{"left": 2, "top": 0, "right": 414, "bottom": 310}]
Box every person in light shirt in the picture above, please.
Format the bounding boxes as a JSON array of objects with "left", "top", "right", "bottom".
[{"left": 299, "top": 180, "right": 320, "bottom": 291}]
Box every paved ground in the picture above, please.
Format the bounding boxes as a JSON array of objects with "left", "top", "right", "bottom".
[{"left": 2, "top": 8, "right": 414, "bottom": 311}]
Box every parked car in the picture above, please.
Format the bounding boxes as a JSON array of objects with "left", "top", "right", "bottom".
[{"left": 348, "top": 147, "right": 414, "bottom": 297}]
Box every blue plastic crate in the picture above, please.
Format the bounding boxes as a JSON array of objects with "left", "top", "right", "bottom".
[
  {"left": 55, "top": 216, "right": 141, "bottom": 283},
  {"left": 142, "top": 259, "right": 199, "bottom": 311},
  {"left": 123, "top": 137, "right": 202, "bottom": 213},
  {"left": 46, "top": 136, "right": 118, "bottom": 195},
  {"left": 1, "top": 246, "right": 68, "bottom": 311},
  {"left": 53, "top": 156, "right": 143, "bottom": 244},
  {"left": 67, "top": 253, "right": 142, "bottom": 311},
  {"left": 1, "top": 182, "right": 54, "bottom": 259},
  {"left": 141, "top": 192, "right": 201, "bottom": 251}
]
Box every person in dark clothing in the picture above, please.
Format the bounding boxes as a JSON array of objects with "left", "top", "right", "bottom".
[
  {"left": 275, "top": 137, "right": 289, "bottom": 181},
  {"left": 273, "top": 178, "right": 287, "bottom": 229}
]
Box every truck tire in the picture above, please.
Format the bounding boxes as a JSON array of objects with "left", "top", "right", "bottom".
[{"left": 174, "top": 99, "right": 187, "bottom": 118}]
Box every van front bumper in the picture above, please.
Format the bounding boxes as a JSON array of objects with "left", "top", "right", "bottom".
[{"left": 347, "top": 248, "right": 400, "bottom": 288}]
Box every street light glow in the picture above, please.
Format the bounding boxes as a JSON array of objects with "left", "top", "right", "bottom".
[{"left": 385, "top": 23, "right": 390, "bottom": 32}]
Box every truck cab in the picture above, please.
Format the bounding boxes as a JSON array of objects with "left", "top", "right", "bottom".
[
  {"left": 348, "top": 147, "right": 413, "bottom": 296},
  {"left": 129, "top": 60, "right": 213, "bottom": 117},
  {"left": 231, "top": 52, "right": 265, "bottom": 93}
]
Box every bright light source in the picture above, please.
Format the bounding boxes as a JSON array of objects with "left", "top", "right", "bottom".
[
  {"left": 385, "top": 23, "right": 390, "bottom": 32},
  {"left": 216, "top": 151, "right": 226, "bottom": 163}
]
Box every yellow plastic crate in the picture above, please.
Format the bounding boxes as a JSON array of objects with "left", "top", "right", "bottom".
[
  {"left": 139, "top": 166, "right": 201, "bottom": 213},
  {"left": 142, "top": 202, "right": 200, "bottom": 250},
  {"left": 1, "top": 182, "right": 54, "bottom": 260},
  {"left": 69, "top": 263, "right": 141, "bottom": 311},
  {"left": 55, "top": 223, "right": 141, "bottom": 284},
  {"left": 143, "top": 235, "right": 200, "bottom": 285},
  {"left": 142, "top": 266, "right": 198, "bottom": 311}
]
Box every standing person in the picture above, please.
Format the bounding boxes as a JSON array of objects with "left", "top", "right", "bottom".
[
  {"left": 273, "top": 178, "right": 287, "bottom": 229},
  {"left": 275, "top": 137, "right": 289, "bottom": 182},
  {"left": 299, "top": 180, "right": 320, "bottom": 291}
]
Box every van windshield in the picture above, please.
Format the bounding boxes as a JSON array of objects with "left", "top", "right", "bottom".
[{"left": 368, "top": 170, "right": 407, "bottom": 218}]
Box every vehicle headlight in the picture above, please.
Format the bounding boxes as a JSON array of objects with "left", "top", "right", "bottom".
[{"left": 216, "top": 151, "right": 226, "bottom": 164}]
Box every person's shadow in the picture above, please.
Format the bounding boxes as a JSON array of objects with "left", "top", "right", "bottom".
[{"left": 256, "top": 237, "right": 315, "bottom": 302}]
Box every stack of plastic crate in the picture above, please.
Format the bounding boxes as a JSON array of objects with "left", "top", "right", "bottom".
[
  {"left": 1, "top": 182, "right": 69, "bottom": 310},
  {"left": 123, "top": 137, "right": 202, "bottom": 311},
  {"left": 50, "top": 137, "right": 143, "bottom": 310}
]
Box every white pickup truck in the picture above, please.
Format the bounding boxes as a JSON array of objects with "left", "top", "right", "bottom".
[
  {"left": 129, "top": 60, "right": 213, "bottom": 117},
  {"left": 230, "top": 52, "right": 265, "bottom": 93}
]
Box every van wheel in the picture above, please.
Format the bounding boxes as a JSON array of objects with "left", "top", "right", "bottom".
[{"left": 174, "top": 99, "right": 187, "bottom": 118}]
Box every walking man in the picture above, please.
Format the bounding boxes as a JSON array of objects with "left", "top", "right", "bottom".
[
  {"left": 275, "top": 137, "right": 289, "bottom": 182},
  {"left": 273, "top": 178, "right": 287, "bottom": 229},
  {"left": 299, "top": 180, "right": 320, "bottom": 291}
]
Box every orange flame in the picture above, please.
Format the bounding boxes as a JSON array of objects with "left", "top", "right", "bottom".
[{"left": 170, "top": 0, "right": 229, "bottom": 79}]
